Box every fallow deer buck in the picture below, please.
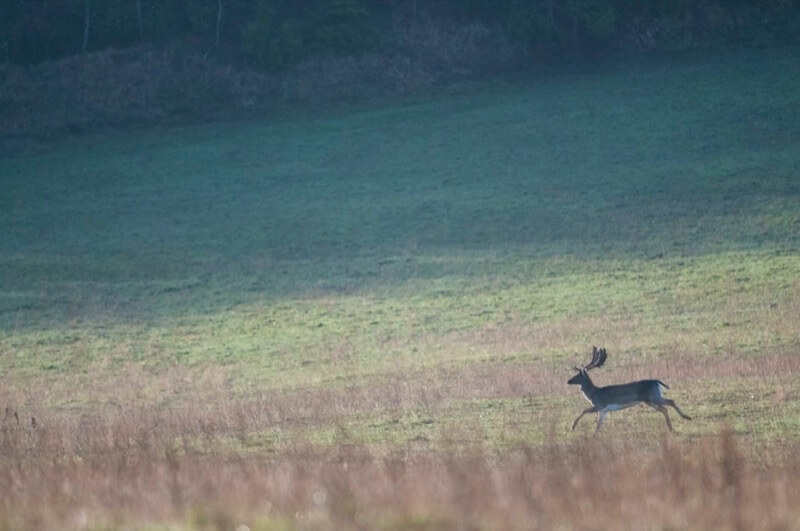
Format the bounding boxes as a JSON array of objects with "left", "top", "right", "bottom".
[{"left": 567, "top": 346, "right": 692, "bottom": 432}]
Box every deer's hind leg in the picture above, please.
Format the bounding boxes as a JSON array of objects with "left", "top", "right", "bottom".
[
  {"left": 648, "top": 403, "right": 674, "bottom": 431},
  {"left": 661, "top": 398, "right": 692, "bottom": 420},
  {"left": 595, "top": 410, "right": 609, "bottom": 432}
]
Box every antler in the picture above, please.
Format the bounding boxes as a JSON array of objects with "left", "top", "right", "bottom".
[{"left": 583, "top": 346, "right": 607, "bottom": 371}]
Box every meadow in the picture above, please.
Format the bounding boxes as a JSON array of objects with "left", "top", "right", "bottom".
[{"left": 1, "top": 46, "right": 800, "bottom": 529}]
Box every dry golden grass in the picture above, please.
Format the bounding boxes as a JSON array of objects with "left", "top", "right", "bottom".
[
  {"left": 1, "top": 350, "right": 799, "bottom": 530},
  {"left": 1, "top": 411, "right": 798, "bottom": 530}
]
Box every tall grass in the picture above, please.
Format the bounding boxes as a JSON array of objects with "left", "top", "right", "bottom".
[
  {"left": 1, "top": 346, "right": 798, "bottom": 529},
  {"left": 1, "top": 395, "right": 798, "bottom": 530}
]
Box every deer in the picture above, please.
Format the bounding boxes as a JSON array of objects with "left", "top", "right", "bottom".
[{"left": 567, "top": 346, "right": 692, "bottom": 432}]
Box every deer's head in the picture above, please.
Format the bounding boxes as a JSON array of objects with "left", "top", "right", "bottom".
[{"left": 567, "top": 346, "right": 607, "bottom": 385}]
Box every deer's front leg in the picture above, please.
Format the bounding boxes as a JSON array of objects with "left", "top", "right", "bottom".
[{"left": 572, "top": 406, "right": 598, "bottom": 430}]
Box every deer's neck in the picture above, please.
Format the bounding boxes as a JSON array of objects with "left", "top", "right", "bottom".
[{"left": 579, "top": 374, "right": 600, "bottom": 403}]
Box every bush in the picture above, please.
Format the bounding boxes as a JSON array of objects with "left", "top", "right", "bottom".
[
  {"left": 506, "top": 0, "right": 618, "bottom": 58},
  {"left": 244, "top": 0, "right": 374, "bottom": 72},
  {"left": 243, "top": 1, "right": 302, "bottom": 72},
  {"left": 244, "top": 4, "right": 305, "bottom": 72},
  {"left": 309, "top": 0, "right": 375, "bottom": 55}
]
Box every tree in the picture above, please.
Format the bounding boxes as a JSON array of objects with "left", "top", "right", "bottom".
[
  {"left": 0, "top": 0, "right": 20, "bottom": 63},
  {"left": 215, "top": 0, "right": 223, "bottom": 50},
  {"left": 136, "top": 0, "right": 143, "bottom": 40},
  {"left": 83, "top": 0, "right": 91, "bottom": 53}
]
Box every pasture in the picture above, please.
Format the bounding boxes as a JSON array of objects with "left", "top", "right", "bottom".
[{"left": 1, "top": 46, "right": 800, "bottom": 529}]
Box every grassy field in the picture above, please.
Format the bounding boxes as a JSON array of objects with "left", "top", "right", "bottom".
[{"left": 1, "top": 46, "right": 800, "bottom": 529}]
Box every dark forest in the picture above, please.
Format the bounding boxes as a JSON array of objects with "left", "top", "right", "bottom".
[{"left": 3, "top": 0, "right": 798, "bottom": 67}]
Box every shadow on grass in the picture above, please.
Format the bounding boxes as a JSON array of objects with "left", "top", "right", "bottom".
[{"left": 1, "top": 46, "right": 799, "bottom": 331}]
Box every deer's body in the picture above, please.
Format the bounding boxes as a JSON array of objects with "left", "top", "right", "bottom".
[
  {"left": 568, "top": 347, "right": 692, "bottom": 432},
  {"left": 577, "top": 377, "right": 668, "bottom": 408}
]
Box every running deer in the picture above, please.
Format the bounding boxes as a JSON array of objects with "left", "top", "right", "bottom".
[{"left": 567, "top": 346, "right": 692, "bottom": 432}]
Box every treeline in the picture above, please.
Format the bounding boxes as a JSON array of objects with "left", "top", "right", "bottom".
[{"left": 2, "top": 0, "right": 799, "bottom": 68}]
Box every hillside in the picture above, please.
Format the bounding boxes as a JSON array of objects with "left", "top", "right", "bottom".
[{"left": 1, "top": 45, "right": 799, "bottom": 529}]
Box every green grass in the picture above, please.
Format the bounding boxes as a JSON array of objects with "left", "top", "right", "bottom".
[{"left": 1, "top": 45, "right": 799, "bottom": 450}]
